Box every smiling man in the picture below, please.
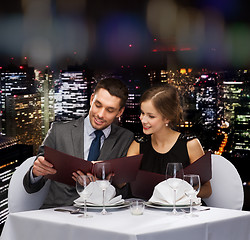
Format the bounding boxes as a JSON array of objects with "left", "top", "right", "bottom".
[{"left": 23, "top": 78, "right": 134, "bottom": 208}]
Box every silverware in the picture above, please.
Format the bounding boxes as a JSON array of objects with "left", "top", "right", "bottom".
[{"left": 54, "top": 208, "right": 81, "bottom": 214}]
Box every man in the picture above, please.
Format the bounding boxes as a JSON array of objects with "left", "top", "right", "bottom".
[{"left": 23, "top": 78, "right": 134, "bottom": 208}]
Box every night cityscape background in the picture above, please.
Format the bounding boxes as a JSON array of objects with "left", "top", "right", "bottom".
[{"left": 0, "top": 0, "right": 250, "bottom": 231}]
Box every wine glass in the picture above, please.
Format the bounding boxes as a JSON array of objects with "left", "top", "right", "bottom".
[
  {"left": 76, "top": 174, "right": 93, "bottom": 218},
  {"left": 183, "top": 174, "right": 201, "bottom": 217},
  {"left": 94, "top": 162, "right": 113, "bottom": 215},
  {"left": 165, "top": 162, "right": 184, "bottom": 215}
]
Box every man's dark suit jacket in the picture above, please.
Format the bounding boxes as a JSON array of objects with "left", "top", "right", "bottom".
[{"left": 23, "top": 116, "right": 134, "bottom": 208}]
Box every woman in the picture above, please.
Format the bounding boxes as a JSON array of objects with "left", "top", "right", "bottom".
[{"left": 127, "top": 84, "right": 212, "bottom": 198}]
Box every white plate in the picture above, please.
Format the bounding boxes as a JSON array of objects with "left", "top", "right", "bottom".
[
  {"left": 74, "top": 201, "right": 130, "bottom": 210},
  {"left": 85, "top": 199, "right": 125, "bottom": 207},
  {"left": 145, "top": 202, "right": 201, "bottom": 209}
]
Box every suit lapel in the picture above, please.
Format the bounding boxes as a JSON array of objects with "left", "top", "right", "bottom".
[
  {"left": 71, "top": 117, "right": 84, "bottom": 159},
  {"left": 99, "top": 124, "right": 118, "bottom": 160}
]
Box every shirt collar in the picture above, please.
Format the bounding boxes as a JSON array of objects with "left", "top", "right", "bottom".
[{"left": 84, "top": 115, "right": 111, "bottom": 138}]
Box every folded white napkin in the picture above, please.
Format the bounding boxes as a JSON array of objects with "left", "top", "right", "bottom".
[
  {"left": 74, "top": 182, "right": 124, "bottom": 206},
  {"left": 149, "top": 179, "right": 201, "bottom": 205}
]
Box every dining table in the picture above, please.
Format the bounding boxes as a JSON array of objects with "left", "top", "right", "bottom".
[{"left": 1, "top": 203, "right": 250, "bottom": 240}]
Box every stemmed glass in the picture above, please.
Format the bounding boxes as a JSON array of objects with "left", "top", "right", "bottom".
[
  {"left": 76, "top": 174, "right": 93, "bottom": 218},
  {"left": 165, "top": 162, "right": 184, "bottom": 215},
  {"left": 183, "top": 174, "right": 201, "bottom": 217},
  {"left": 94, "top": 162, "right": 113, "bottom": 215}
]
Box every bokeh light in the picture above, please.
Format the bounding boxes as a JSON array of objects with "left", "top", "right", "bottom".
[
  {"left": 225, "top": 23, "right": 250, "bottom": 67},
  {"left": 147, "top": 0, "right": 178, "bottom": 47},
  {"left": 97, "top": 13, "right": 150, "bottom": 65},
  {"left": 0, "top": 15, "right": 24, "bottom": 56},
  {"left": 146, "top": 0, "right": 250, "bottom": 68},
  {"left": 1, "top": 0, "right": 250, "bottom": 69}
]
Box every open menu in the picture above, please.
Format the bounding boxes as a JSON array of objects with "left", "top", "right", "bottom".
[
  {"left": 44, "top": 146, "right": 143, "bottom": 186},
  {"left": 130, "top": 151, "right": 212, "bottom": 200}
]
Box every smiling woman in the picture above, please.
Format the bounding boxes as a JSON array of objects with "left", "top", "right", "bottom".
[{"left": 127, "top": 83, "right": 212, "bottom": 200}]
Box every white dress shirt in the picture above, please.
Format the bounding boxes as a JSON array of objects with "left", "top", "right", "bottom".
[{"left": 83, "top": 115, "right": 111, "bottom": 160}]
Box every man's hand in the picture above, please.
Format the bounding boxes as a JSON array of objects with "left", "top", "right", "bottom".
[
  {"left": 32, "top": 156, "right": 57, "bottom": 177},
  {"left": 72, "top": 171, "right": 95, "bottom": 183}
]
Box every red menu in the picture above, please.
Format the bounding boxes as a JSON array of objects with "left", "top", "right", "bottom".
[
  {"left": 130, "top": 151, "right": 212, "bottom": 200},
  {"left": 44, "top": 146, "right": 143, "bottom": 186}
]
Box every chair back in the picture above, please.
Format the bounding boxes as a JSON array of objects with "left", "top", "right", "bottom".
[
  {"left": 203, "top": 154, "right": 244, "bottom": 210},
  {"left": 8, "top": 156, "right": 51, "bottom": 213}
]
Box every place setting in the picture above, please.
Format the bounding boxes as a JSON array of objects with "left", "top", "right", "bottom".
[
  {"left": 145, "top": 163, "right": 203, "bottom": 216},
  {"left": 73, "top": 162, "right": 130, "bottom": 217}
]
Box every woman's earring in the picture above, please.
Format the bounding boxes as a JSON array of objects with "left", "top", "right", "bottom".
[{"left": 166, "top": 123, "right": 168, "bottom": 127}]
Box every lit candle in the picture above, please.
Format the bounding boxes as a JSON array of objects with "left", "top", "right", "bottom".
[
  {"left": 131, "top": 207, "right": 143, "bottom": 215},
  {"left": 130, "top": 200, "right": 144, "bottom": 215}
]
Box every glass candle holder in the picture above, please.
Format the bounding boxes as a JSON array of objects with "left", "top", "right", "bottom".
[{"left": 130, "top": 200, "right": 145, "bottom": 215}]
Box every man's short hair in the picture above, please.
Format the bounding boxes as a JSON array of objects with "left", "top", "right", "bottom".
[{"left": 94, "top": 78, "right": 128, "bottom": 109}]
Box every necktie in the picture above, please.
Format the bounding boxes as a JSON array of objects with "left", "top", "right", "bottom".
[{"left": 87, "top": 130, "right": 104, "bottom": 161}]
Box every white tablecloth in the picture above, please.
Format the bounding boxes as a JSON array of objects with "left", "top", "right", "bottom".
[{"left": 1, "top": 206, "right": 250, "bottom": 240}]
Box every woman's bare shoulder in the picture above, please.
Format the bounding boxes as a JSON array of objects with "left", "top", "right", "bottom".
[
  {"left": 187, "top": 138, "right": 205, "bottom": 163},
  {"left": 127, "top": 140, "right": 140, "bottom": 156}
]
